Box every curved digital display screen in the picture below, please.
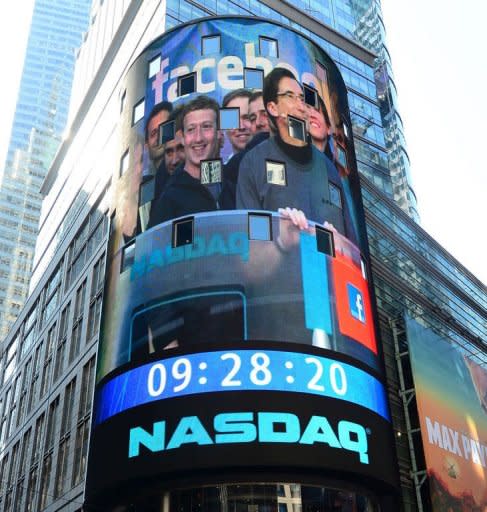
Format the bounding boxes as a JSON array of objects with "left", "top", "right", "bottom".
[
  {"left": 85, "top": 16, "right": 398, "bottom": 508},
  {"left": 95, "top": 348, "right": 389, "bottom": 424}
]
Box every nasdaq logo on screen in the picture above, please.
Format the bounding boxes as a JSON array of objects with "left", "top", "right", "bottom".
[
  {"left": 128, "top": 411, "right": 369, "bottom": 464},
  {"left": 347, "top": 284, "right": 365, "bottom": 324}
]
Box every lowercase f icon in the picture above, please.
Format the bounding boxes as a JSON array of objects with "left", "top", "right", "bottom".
[
  {"left": 347, "top": 284, "right": 365, "bottom": 323},
  {"left": 332, "top": 257, "right": 377, "bottom": 354}
]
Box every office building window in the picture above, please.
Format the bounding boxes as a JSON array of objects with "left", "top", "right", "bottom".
[
  {"left": 69, "top": 281, "right": 86, "bottom": 363},
  {"left": 40, "top": 323, "right": 56, "bottom": 398},
  {"left": 259, "top": 36, "right": 278, "bottom": 57},
  {"left": 244, "top": 67, "right": 264, "bottom": 89},
  {"left": 329, "top": 182, "right": 343, "bottom": 209},
  {"left": 316, "top": 226, "right": 335, "bottom": 256},
  {"left": 248, "top": 213, "right": 272, "bottom": 241},
  {"left": 172, "top": 217, "right": 194, "bottom": 247},
  {"left": 178, "top": 72, "right": 196, "bottom": 96},
  {"left": 148, "top": 54, "right": 161, "bottom": 77},
  {"left": 121, "top": 241, "right": 135, "bottom": 272},
  {"left": 53, "top": 303, "right": 70, "bottom": 382},
  {"left": 132, "top": 98, "right": 145, "bottom": 125},
  {"left": 202, "top": 34, "right": 221, "bottom": 55},
  {"left": 120, "top": 149, "right": 129, "bottom": 176},
  {"left": 72, "top": 357, "right": 95, "bottom": 487}
]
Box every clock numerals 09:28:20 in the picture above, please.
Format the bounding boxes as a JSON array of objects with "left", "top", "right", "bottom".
[{"left": 146, "top": 352, "right": 348, "bottom": 398}]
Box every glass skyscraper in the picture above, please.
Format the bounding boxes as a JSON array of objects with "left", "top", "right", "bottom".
[
  {"left": 0, "top": 1, "right": 484, "bottom": 511},
  {"left": 0, "top": 0, "right": 92, "bottom": 339}
]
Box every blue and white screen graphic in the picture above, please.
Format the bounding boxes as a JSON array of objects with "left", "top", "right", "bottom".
[
  {"left": 95, "top": 349, "right": 389, "bottom": 425},
  {"left": 347, "top": 283, "right": 366, "bottom": 324}
]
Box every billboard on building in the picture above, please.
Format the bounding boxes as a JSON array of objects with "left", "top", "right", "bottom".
[
  {"left": 406, "top": 317, "right": 487, "bottom": 510},
  {"left": 85, "top": 16, "right": 398, "bottom": 507}
]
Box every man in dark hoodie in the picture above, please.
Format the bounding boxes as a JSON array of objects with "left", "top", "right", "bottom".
[
  {"left": 148, "top": 95, "right": 222, "bottom": 227},
  {"left": 236, "top": 67, "right": 356, "bottom": 244}
]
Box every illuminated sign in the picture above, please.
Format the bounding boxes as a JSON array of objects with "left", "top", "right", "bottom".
[
  {"left": 95, "top": 349, "right": 389, "bottom": 424},
  {"left": 333, "top": 255, "right": 377, "bottom": 353},
  {"left": 131, "top": 230, "right": 249, "bottom": 279},
  {"left": 129, "top": 410, "right": 369, "bottom": 464},
  {"left": 85, "top": 16, "right": 398, "bottom": 508}
]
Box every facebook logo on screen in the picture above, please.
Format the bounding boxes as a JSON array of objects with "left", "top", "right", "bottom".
[{"left": 347, "top": 284, "right": 365, "bottom": 323}]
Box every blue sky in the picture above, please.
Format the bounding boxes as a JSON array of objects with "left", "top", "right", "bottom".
[
  {"left": 381, "top": 0, "right": 487, "bottom": 285},
  {"left": 0, "top": 0, "right": 485, "bottom": 285}
]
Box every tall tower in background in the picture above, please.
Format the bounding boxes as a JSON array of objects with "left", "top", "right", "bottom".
[
  {"left": 281, "top": 0, "right": 419, "bottom": 221},
  {"left": 0, "top": 0, "right": 92, "bottom": 339}
]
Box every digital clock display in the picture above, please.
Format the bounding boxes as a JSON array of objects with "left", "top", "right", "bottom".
[{"left": 95, "top": 349, "right": 388, "bottom": 425}]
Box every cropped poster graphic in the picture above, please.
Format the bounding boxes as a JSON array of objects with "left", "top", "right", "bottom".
[
  {"left": 85, "top": 17, "right": 398, "bottom": 507},
  {"left": 407, "top": 317, "right": 487, "bottom": 510}
]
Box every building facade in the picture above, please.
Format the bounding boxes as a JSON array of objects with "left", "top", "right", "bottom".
[
  {"left": 0, "top": 1, "right": 485, "bottom": 511},
  {"left": 0, "top": 0, "right": 92, "bottom": 339}
]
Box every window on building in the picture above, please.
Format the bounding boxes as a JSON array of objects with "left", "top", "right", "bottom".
[
  {"left": 248, "top": 213, "right": 272, "bottom": 241},
  {"left": 303, "top": 84, "right": 318, "bottom": 108},
  {"left": 54, "top": 436, "right": 70, "bottom": 498},
  {"left": 120, "top": 149, "right": 129, "bottom": 176},
  {"left": 6, "top": 375, "right": 20, "bottom": 439},
  {"left": 61, "top": 378, "right": 76, "bottom": 436},
  {"left": 139, "top": 176, "right": 155, "bottom": 206},
  {"left": 40, "top": 323, "right": 56, "bottom": 399},
  {"left": 148, "top": 54, "right": 161, "bottom": 78},
  {"left": 315, "top": 226, "right": 335, "bottom": 256},
  {"left": 25, "top": 467, "right": 38, "bottom": 512},
  {"left": 16, "top": 357, "right": 32, "bottom": 428},
  {"left": 201, "top": 34, "right": 221, "bottom": 55},
  {"left": 0, "top": 454, "right": 9, "bottom": 508},
  {"left": 53, "top": 303, "right": 70, "bottom": 382},
  {"left": 37, "top": 453, "right": 52, "bottom": 510},
  {"left": 244, "top": 67, "right": 264, "bottom": 89},
  {"left": 178, "top": 72, "right": 196, "bottom": 96},
  {"left": 265, "top": 160, "right": 287, "bottom": 186},
  {"left": 120, "top": 90, "right": 126, "bottom": 113},
  {"left": 79, "top": 357, "right": 95, "bottom": 421},
  {"left": 219, "top": 108, "right": 240, "bottom": 130},
  {"left": 287, "top": 115, "right": 306, "bottom": 142},
  {"left": 132, "top": 98, "right": 145, "bottom": 125},
  {"left": 172, "top": 217, "right": 194, "bottom": 248},
  {"left": 69, "top": 282, "right": 86, "bottom": 363},
  {"left": 121, "top": 241, "right": 135, "bottom": 273},
  {"left": 27, "top": 343, "right": 43, "bottom": 414},
  {"left": 159, "top": 119, "right": 175, "bottom": 145},
  {"left": 44, "top": 397, "right": 59, "bottom": 452},
  {"left": 316, "top": 60, "right": 327, "bottom": 84},
  {"left": 200, "top": 159, "right": 222, "bottom": 185},
  {"left": 360, "top": 256, "right": 367, "bottom": 280},
  {"left": 65, "top": 206, "right": 108, "bottom": 293},
  {"left": 91, "top": 254, "right": 105, "bottom": 298},
  {"left": 38, "top": 398, "right": 58, "bottom": 508},
  {"left": 41, "top": 265, "right": 61, "bottom": 327},
  {"left": 7, "top": 441, "right": 20, "bottom": 490},
  {"left": 71, "top": 419, "right": 89, "bottom": 487},
  {"left": 328, "top": 182, "right": 343, "bottom": 209},
  {"left": 18, "top": 428, "right": 31, "bottom": 479},
  {"left": 3, "top": 336, "right": 18, "bottom": 384},
  {"left": 54, "top": 378, "right": 76, "bottom": 498},
  {"left": 32, "top": 413, "right": 45, "bottom": 464},
  {"left": 14, "top": 428, "right": 31, "bottom": 510},
  {"left": 88, "top": 255, "right": 105, "bottom": 341},
  {"left": 259, "top": 36, "right": 278, "bottom": 57},
  {"left": 72, "top": 357, "right": 95, "bottom": 487}
]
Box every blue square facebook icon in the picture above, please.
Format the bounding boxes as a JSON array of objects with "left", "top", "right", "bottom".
[{"left": 347, "top": 283, "right": 366, "bottom": 324}]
